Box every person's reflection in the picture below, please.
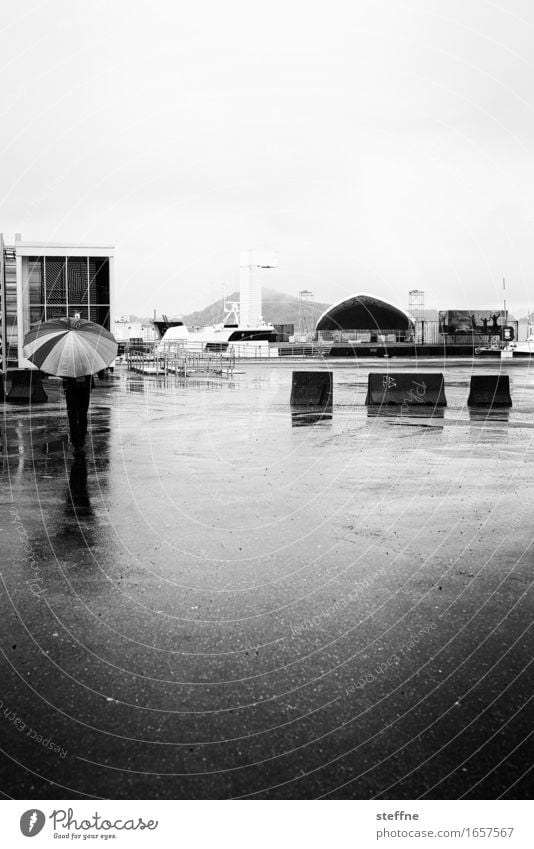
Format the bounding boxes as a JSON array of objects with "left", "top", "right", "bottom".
[{"left": 65, "top": 454, "right": 93, "bottom": 517}]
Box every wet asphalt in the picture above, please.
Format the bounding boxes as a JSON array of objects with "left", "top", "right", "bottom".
[{"left": 0, "top": 359, "right": 532, "bottom": 799}]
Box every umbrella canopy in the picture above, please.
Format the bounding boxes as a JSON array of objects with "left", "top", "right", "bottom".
[{"left": 23, "top": 317, "right": 118, "bottom": 378}]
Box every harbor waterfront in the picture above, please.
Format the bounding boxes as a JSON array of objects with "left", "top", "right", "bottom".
[{"left": 0, "top": 358, "right": 532, "bottom": 799}]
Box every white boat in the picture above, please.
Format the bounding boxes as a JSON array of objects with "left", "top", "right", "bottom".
[{"left": 157, "top": 302, "right": 278, "bottom": 358}]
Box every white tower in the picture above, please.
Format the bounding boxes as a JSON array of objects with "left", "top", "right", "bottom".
[
  {"left": 298, "top": 289, "right": 314, "bottom": 338},
  {"left": 408, "top": 289, "right": 425, "bottom": 343},
  {"left": 408, "top": 289, "right": 425, "bottom": 321},
  {"left": 239, "top": 250, "right": 277, "bottom": 327}
]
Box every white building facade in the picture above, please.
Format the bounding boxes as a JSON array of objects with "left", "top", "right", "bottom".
[{"left": 1, "top": 234, "right": 114, "bottom": 369}]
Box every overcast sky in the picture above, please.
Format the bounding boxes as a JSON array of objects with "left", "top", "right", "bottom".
[{"left": 1, "top": 0, "right": 534, "bottom": 317}]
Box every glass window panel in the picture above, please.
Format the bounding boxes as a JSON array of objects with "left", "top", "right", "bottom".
[
  {"left": 46, "top": 306, "right": 68, "bottom": 320},
  {"left": 45, "top": 258, "right": 66, "bottom": 304},
  {"left": 95, "top": 305, "right": 110, "bottom": 328},
  {"left": 67, "top": 257, "right": 88, "bottom": 304},
  {"left": 88, "top": 257, "right": 110, "bottom": 303},
  {"left": 89, "top": 306, "right": 110, "bottom": 325},
  {"left": 28, "top": 257, "right": 44, "bottom": 306}
]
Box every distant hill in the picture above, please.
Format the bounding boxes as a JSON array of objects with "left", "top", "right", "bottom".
[{"left": 181, "top": 288, "right": 332, "bottom": 329}]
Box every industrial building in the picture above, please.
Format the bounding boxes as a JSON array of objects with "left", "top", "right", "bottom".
[
  {"left": 316, "top": 293, "right": 416, "bottom": 343},
  {"left": 0, "top": 234, "right": 114, "bottom": 369},
  {"left": 314, "top": 292, "right": 518, "bottom": 357}
]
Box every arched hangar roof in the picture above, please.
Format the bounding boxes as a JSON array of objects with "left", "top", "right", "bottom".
[{"left": 316, "top": 293, "right": 415, "bottom": 332}]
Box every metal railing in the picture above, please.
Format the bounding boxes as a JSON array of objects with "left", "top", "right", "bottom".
[
  {"left": 276, "top": 341, "right": 332, "bottom": 357},
  {"left": 154, "top": 339, "right": 279, "bottom": 359},
  {"left": 124, "top": 343, "right": 235, "bottom": 378}
]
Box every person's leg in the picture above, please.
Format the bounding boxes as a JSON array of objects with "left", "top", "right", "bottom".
[
  {"left": 65, "top": 387, "right": 81, "bottom": 448},
  {"left": 76, "top": 384, "right": 91, "bottom": 447}
]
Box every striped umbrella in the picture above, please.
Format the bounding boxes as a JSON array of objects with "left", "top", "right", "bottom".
[{"left": 23, "top": 317, "right": 118, "bottom": 378}]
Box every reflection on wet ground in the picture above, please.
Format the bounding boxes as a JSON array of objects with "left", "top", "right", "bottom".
[
  {"left": 468, "top": 408, "right": 511, "bottom": 424},
  {"left": 291, "top": 407, "right": 333, "bottom": 427},
  {"left": 125, "top": 374, "right": 233, "bottom": 394},
  {"left": 0, "top": 360, "right": 533, "bottom": 800},
  {"left": 367, "top": 406, "right": 446, "bottom": 428},
  {"left": 65, "top": 456, "right": 92, "bottom": 517}
]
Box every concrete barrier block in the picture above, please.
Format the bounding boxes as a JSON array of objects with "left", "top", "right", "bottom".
[
  {"left": 290, "top": 371, "right": 333, "bottom": 407},
  {"left": 366, "top": 373, "right": 447, "bottom": 406},
  {"left": 468, "top": 375, "right": 512, "bottom": 407},
  {"left": 6, "top": 369, "right": 48, "bottom": 403}
]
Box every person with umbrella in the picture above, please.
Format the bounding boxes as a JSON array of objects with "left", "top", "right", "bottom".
[
  {"left": 23, "top": 314, "right": 118, "bottom": 454},
  {"left": 62, "top": 373, "right": 94, "bottom": 453}
]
